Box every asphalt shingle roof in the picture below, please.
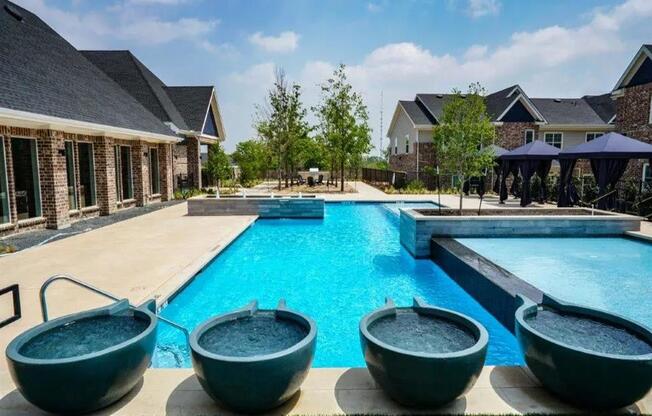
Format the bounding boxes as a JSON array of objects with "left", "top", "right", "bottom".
[
  {"left": 0, "top": 0, "right": 175, "bottom": 137},
  {"left": 485, "top": 85, "right": 520, "bottom": 120},
  {"left": 81, "top": 50, "right": 189, "bottom": 130},
  {"left": 582, "top": 93, "right": 616, "bottom": 123},
  {"left": 530, "top": 98, "right": 606, "bottom": 125},
  {"left": 165, "top": 86, "right": 214, "bottom": 133},
  {"left": 399, "top": 100, "right": 436, "bottom": 125}
]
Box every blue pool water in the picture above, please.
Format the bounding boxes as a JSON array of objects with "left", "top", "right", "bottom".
[
  {"left": 457, "top": 237, "right": 652, "bottom": 328},
  {"left": 153, "top": 203, "right": 521, "bottom": 367}
]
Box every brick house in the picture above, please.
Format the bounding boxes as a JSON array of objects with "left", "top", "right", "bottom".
[
  {"left": 387, "top": 85, "right": 615, "bottom": 182},
  {"left": 0, "top": 1, "right": 225, "bottom": 236},
  {"left": 611, "top": 44, "right": 652, "bottom": 187}
]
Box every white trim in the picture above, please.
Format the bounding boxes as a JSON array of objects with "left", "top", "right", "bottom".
[
  {"left": 539, "top": 124, "right": 615, "bottom": 131},
  {"left": 0, "top": 107, "right": 179, "bottom": 143},
  {"left": 199, "top": 88, "right": 226, "bottom": 141},
  {"left": 507, "top": 86, "right": 524, "bottom": 98},
  {"left": 608, "top": 114, "right": 616, "bottom": 124},
  {"left": 496, "top": 94, "right": 546, "bottom": 123},
  {"left": 0, "top": 138, "right": 10, "bottom": 224},
  {"left": 612, "top": 45, "right": 652, "bottom": 91},
  {"left": 543, "top": 131, "right": 563, "bottom": 149},
  {"left": 585, "top": 132, "right": 604, "bottom": 142},
  {"left": 523, "top": 129, "right": 535, "bottom": 144}
]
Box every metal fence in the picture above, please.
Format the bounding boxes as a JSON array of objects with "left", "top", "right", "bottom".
[{"left": 361, "top": 168, "right": 407, "bottom": 188}]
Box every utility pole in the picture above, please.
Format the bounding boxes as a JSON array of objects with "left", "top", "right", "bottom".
[{"left": 379, "top": 90, "right": 384, "bottom": 159}]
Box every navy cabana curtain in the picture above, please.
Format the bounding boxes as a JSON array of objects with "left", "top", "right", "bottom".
[
  {"left": 557, "top": 158, "right": 577, "bottom": 207},
  {"left": 499, "top": 160, "right": 511, "bottom": 203},
  {"left": 509, "top": 163, "right": 520, "bottom": 198},
  {"left": 492, "top": 161, "right": 502, "bottom": 193},
  {"left": 535, "top": 160, "right": 553, "bottom": 203},
  {"left": 518, "top": 160, "right": 540, "bottom": 207},
  {"left": 590, "top": 159, "right": 630, "bottom": 210}
]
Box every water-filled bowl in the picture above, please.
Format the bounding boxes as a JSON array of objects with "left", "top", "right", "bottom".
[
  {"left": 359, "top": 297, "right": 488, "bottom": 407},
  {"left": 515, "top": 295, "right": 652, "bottom": 409},
  {"left": 5, "top": 299, "right": 157, "bottom": 415},
  {"left": 189, "top": 300, "right": 316, "bottom": 413}
]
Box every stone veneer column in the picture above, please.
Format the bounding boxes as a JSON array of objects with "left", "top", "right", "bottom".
[
  {"left": 159, "top": 143, "right": 174, "bottom": 201},
  {"left": 185, "top": 136, "right": 202, "bottom": 189},
  {"left": 37, "top": 130, "right": 70, "bottom": 229},
  {"left": 132, "top": 141, "right": 150, "bottom": 207},
  {"left": 93, "top": 136, "right": 117, "bottom": 216}
]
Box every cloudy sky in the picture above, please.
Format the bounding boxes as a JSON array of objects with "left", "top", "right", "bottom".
[{"left": 15, "top": 0, "right": 652, "bottom": 152}]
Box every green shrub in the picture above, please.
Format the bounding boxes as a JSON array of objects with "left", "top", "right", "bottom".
[{"left": 174, "top": 188, "right": 203, "bottom": 200}]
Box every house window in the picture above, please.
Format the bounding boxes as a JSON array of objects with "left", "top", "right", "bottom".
[
  {"left": 394, "top": 138, "right": 397, "bottom": 155},
  {"left": 149, "top": 148, "right": 160, "bottom": 195},
  {"left": 544, "top": 132, "right": 563, "bottom": 149},
  {"left": 11, "top": 137, "right": 41, "bottom": 220},
  {"left": 643, "top": 163, "right": 652, "bottom": 189},
  {"left": 586, "top": 132, "right": 604, "bottom": 142},
  {"left": 64, "top": 142, "right": 77, "bottom": 210},
  {"left": 77, "top": 142, "right": 96, "bottom": 208},
  {"left": 115, "top": 145, "right": 133, "bottom": 201},
  {"left": 524, "top": 129, "right": 535, "bottom": 144},
  {"left": 405, "top": 136, "right": 410, "bottom": 153},
  {"left": 0, "top": 140, "right": 9, "bottom": 224}
]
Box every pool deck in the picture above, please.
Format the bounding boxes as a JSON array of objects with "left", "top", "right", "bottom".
[{"left": 1, "top": 194, "right": 651, "bottom": 415}]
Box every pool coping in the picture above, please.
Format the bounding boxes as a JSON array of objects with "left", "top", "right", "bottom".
[{"left": 431, "top": 237, "right": 544, "bottom": 332}]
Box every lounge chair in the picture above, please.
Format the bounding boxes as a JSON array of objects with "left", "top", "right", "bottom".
[
  {"left": 315, "top": 174, "right": 324, "bottom": 185},
  {"left": 307, "top": 176, "right": 315, "bottom": 187}
]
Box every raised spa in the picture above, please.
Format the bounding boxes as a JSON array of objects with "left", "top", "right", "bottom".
[
  {"left": 5, "top": 300, "right": 157, "bottom": 414},
  {"left": 189, "top": 300, "right": 316, "bottom": 413},
  {"left": 515, "top": 295, "right": 652, "bottom": 409},
  {"left": 359, "top": 298, "right": 488, "bottom": 407}
]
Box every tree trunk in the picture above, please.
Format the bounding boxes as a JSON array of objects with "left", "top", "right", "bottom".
[{"left": 340, "top": 158, "right": 345, "bottom": 192}]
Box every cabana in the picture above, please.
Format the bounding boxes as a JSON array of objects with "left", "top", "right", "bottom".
[
  {"left": 499, "top": 140, "right": 560, "bottom": 207},
  {"left": 558, "top": 132, "right": 652, "bottom": 209},
  {"left": 489, "top": 144, "right": 508, "bottom": 194}
]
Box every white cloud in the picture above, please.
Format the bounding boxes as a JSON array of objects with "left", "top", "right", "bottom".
[
  {"left": 467, "top": 0, "right": 501, "bottom": 18},
  {"left": 14, "top": 0, "right": 220, "bottom": 49},
  {"left": 249, "top": 31, "right": 300, "bottom": 53},
  {"left": 464, "top": 44, "right": 488, "bottom": 61}
]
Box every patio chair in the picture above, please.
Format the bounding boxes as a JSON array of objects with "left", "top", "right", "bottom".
[
  {"left": 315, "top": 174, "right": 324, "bottom": 185},
  {"left": 296, "top": 175, "right": 306, "bottom": 185},
  {"left": 307, "top": 176, "right": 315, "bottom": 187}
]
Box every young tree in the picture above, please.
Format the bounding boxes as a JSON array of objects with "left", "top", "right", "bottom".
[
  {"left": 432, "top": 83, "right": 496, "bottom": 214},
  {"left": 313, "top": 64, "right": 372, "bottom": 191},
  {"left": 232, "top": 139, "right": 268, "bottom": 186},
  {"left": 254, "top": 69, "right": 310, "bottom": 189},
  {"left": 205, "top": 143, "right": 231, "bottom": 189}
]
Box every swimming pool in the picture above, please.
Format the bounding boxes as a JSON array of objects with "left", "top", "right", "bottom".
[
  {"left": 457, "top": 237, "right": 652, "bottom": 328},
  {"left": 153, "top": 203, "right": 522, "bottom": 368}
]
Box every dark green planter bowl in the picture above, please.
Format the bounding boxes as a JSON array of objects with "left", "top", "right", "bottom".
[
  {"left": 189, "top": 300, "right": 316, "bottom": 413},
  {"left": 515, "top": 295, "right": 652, "bottom": 409},
  {"left": 5, "top": 299, "right": 157, "bottom": 415},
  {"left": 359, "top": 297, "right": 488, "bottom": 407}
]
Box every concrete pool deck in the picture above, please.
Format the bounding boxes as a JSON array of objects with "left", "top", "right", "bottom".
[{"left": 1, "top": 197, "right": 651, "bottom": 415}]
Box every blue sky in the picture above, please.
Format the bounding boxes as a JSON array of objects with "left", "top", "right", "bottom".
[{"left": 16, "top": 0, "right": 652, "bottom": 152}]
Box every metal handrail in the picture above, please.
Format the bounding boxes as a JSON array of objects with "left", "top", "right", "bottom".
[
  {"left": 589, "top": 189, "right": 618, "bottom": 215},
  {"left": 633, "top": 194, "right": 652, "bottom": 209},
  {"left": 39, "top": 274, "right": 189, "bottom": 342}
]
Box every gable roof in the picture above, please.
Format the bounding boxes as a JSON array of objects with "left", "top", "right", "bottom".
[
  {"left": 165, "top": 86, "right": 215, "bottom": 133},
  {"left": 0, "top": 0, "right": 176, "bottom": 139},
  {"left": 81, "top": 50, "right": 189, "bottom": 130},
  {"left": 414, "top": 94, "right": 455, "bottom": 123},
  {"left": 530, "top": 98, "right": 607, "bottom": 125},
  {"left": 612, "top": 44, "right": 652, "bottom": 91},
  {"left": 398, "top": 100, "right": 436, "bottom": 126},
  {"left": 582, "top": 93, "right": 616, "bottom": 123}
]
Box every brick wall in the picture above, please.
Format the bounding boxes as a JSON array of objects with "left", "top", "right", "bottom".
[
  {"left": 185, "top": 137, "right": 202, "bottom": 188},
  {"left": 389, "top": 142, "right": 435, "bottom": 174},
  {"left": 615, "top": 82, "right": 652, "bottom": 181},
  {"left": 0, "top": 123, "right": 175, "bottom": 236},
  {"left": 495, "top": 122, "right": 538, "bottom": 150}
]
